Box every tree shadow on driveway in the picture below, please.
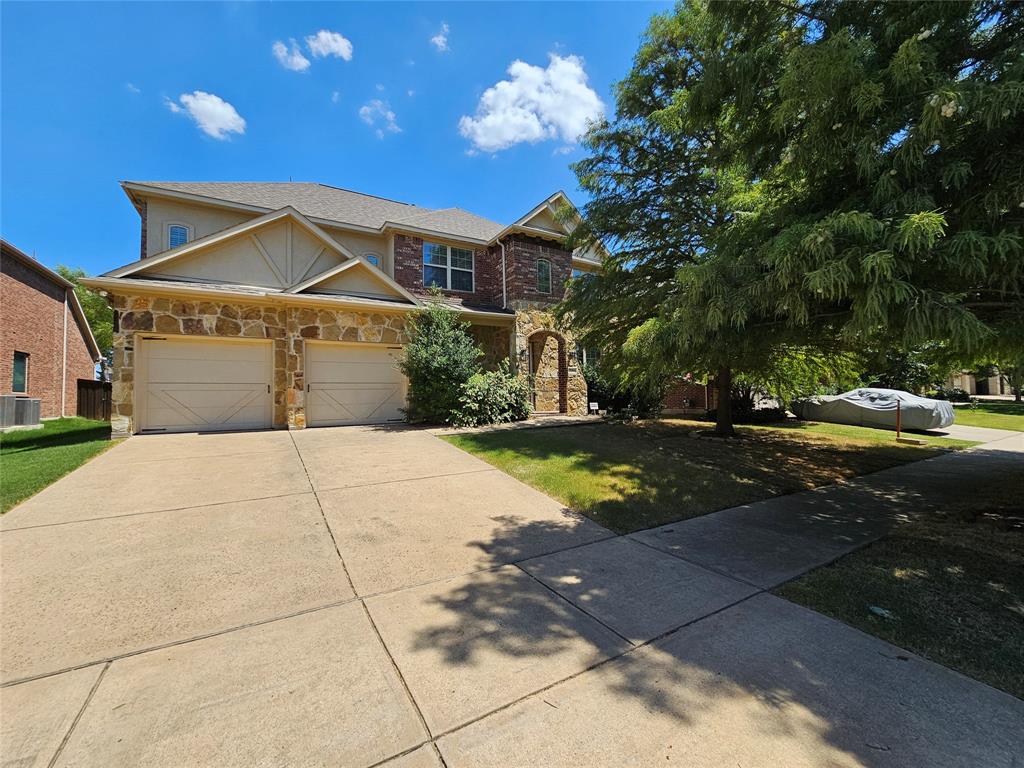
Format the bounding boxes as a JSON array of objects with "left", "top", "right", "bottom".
[{"left": 410, "top": 440, "right": 1024, "bottom": 764}]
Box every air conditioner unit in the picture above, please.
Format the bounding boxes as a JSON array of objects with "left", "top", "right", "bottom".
[{"left": 0, "top": 396, "right": 41, "bottom": 427}]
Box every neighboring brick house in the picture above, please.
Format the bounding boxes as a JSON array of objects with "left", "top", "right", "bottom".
[
  {"left": 83, "top": 183, "right": 604, "bottom": 436},
  {"left": 662, "top": 379, "right": 718, "bottom": 415},
  {"left": 1, "top": 240, "right": 103, "bottom": 418}
]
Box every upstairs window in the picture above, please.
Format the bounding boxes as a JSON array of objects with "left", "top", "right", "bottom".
[
  {"left": 575, "top": 346, "right": 600, "bottom": 367},
  {"left": 167, "top": 224, "right": 191, "bottom": 249},
  {"left": 537, "top": 259, "right": 552, "bottom": 293},
  {"left": 12, "top": 351, "right": 28, "bottom": 393},
  {"left": 423, "top": 242, "right": 474, "bottom": 292}
]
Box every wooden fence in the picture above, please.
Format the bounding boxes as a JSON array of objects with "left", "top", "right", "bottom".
[{"left": 76, "top": 379, "right": 112, "bottom": 421}]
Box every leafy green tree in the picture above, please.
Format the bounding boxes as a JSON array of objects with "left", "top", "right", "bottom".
[
  {"left": 562, "top": 0, "right": 1023, "bottom": 435},
  {"left": 57, "top": 265, "right": 113, "bottom": 360},
  {"left": 397, "top": 294, "right": 482, "bottom": 423},
  {"left": 561, "top": 0, "right": 844, "bottom": 434},
  {"left": 716, "top": 0, "right": 1024, "bottom": 354}
]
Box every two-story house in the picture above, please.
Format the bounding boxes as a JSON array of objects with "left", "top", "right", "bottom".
[{"left": 83, "top": 182, "right": 602, "bottom": 436}]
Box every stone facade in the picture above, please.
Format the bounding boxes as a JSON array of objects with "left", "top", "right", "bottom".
[
  {"left": 108, "top": 292, "right": 409, "bottom": 436},
  {"left": 513, "top": 306, "right": 587, "bottom": 416},
  {"left": 467, "top": 325, "right": 512, "bottom": 371}
]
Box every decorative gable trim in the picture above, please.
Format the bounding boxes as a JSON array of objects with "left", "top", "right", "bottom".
[
  {"left": 288, "top": 258, "right": 421, "bottom": 304},
  {"left": 104, "top": 207, "right": 358, "bottom": 279}
]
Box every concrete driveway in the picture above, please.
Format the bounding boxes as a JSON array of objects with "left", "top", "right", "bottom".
[{"left": 2, "top": 426, "right": 1021, "bottom": 767}]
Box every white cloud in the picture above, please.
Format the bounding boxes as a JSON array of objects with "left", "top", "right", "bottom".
[
  {"left": 166, "top": 91, "right": 246, "bottom": 140},
  {"left": 331, "top": 90, "right": 341, "bottom": 104},
  {"left": 458, "top": 53, "right": 604, "bottom": 153},
  {"left": 272, "top": 39, "right": 310, "bottom": 72},
  {"left": 125, "top": 82, "right": 141, "bottom": 94},
  {"left": 359, "top": 99, "right": 401, "bottom": 139},
  {"left": 306, "top": 29, "right": 353, "bottom": 61},
  {"left": 430, "top": 22, "right": 449, "bottom": 52},
  {"left": 407, "top": 89, "right": 416, "bottom": 97},
  {"left": 375, "top": 83, "right": 385, "bottom": 92}
]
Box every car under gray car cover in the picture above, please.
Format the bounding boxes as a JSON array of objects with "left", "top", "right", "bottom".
[{"left": 792, "top": 388, "right": 955, "bottom": 431}]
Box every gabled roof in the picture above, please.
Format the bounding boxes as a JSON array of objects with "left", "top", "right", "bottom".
[
  {"left": 1, "top": 239, "right": 103, "bottom": 361},
  {"left": 287, "top": 257, "right": 421, "bottom": 305},
  {"left": 103, "top": 206, "right": 357, "bottom": 279},
  {"left": 124, "top": 181, "right": 506, "bottom": 243},
  {"left": 384, "top": 207, "right": 504, "bottom": 242}
]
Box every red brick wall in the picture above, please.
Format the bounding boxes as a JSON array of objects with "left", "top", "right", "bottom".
[
  {"left": 139, "top": 200, "right": 148, "bottom": 259},
  {"left": 505, "top": 235, "right": 571, "bottom": 306},
  {"left": 1, "top": 254, "right": 97, "bottom": 418},
  {"left": 393, "top": 234, "right": 503, "bottom": 308},
  {"left": 662, "top": 380, "right": 716, "bottom": 411}
]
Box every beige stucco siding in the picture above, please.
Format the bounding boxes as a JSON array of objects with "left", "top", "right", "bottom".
[
  {"left": 146, "top": 198, "right": 254, "bottom": 257},
  {"left": 320, "top": 226, "right": 391, "bottom": 275},
  {"left": 142, "top": 219, "right": 348, "bottom": 291}
]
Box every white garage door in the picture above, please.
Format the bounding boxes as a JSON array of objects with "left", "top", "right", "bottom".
[
  {"left": 137, "top": 336, "right": 273, "bottom": 433},
  {"left": 306, "top": 342, "right": 406, "bottom": 427}
]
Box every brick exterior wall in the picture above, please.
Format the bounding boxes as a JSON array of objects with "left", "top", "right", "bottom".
[
  {"left": 662, "top": 379, "right": 717, "bottom": 412},
  {"left": 1, "top": 253, "right": 97, "bottom": 418},
  {"left": 505, "top": 235, "right": 572, "bottom": 306},
  {"left": 139, "top": 200, "right": 148, "bottom": 259},
  {"left": 392, "top": 234, "right": 571, "bottom": 311},
  {"left": 393, "top": 234, "right": 503, "bottom": 309}
]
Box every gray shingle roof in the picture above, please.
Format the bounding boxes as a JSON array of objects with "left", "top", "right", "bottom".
[{"left": 128, "top": 181, "right": 505, "bottom": 242}]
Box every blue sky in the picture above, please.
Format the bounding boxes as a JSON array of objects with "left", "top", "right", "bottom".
[{"left": 1, "top": 1, "right": 667, "bottom": 276}]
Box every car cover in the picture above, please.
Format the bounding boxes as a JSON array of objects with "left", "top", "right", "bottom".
[{"left": 792, "top": 388, "right": 955, "bottom": 431}]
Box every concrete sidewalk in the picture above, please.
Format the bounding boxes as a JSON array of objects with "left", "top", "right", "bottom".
[{"left": 1, "top": 426, "right": 1021, "bottom": 767}]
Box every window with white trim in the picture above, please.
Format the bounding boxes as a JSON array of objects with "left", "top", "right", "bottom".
[
  {"left": 364, "top": 253, "right": 380, "bottom": 267},
  {"left": 423, "top": 242, "right": 474, "bottom": 292},
  {"left": 167, "top": 223, "right": 191, "bottom": 249},
  {"left": 537, "top": 259, "right": 552, "bottom": 293},
  {"left": 575, "top": 345, "right": 600, "bottom": 367}
]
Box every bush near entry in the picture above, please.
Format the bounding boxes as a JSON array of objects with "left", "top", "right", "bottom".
[{"left": 399, "top": 296, "right": 531, "bottom": 426}]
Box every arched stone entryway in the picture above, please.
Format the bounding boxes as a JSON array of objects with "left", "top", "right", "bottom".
[{"left": 526, "top": 330, "right": 567, "bottom": 413}]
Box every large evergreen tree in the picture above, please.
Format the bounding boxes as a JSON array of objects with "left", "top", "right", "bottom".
[{"left": 562, "top": 0, "right": 1023, "bottom": 434}]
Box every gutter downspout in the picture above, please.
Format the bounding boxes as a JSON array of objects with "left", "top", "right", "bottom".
[
  {"left": 61, "top": 289, "right": 69, "bottom": 417},
  {"left": 498, "top": 238, "right": 507, "bottom": 309}
]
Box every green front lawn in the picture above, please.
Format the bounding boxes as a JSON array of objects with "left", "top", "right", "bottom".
[
  {"left": 777, "top": 474, "right": 1024, "bottom": 699},
  {"left": 953, "top": 401, "right": 1024, "bottom": 432},
  {"left": 443, "top": 419, "right": 975, "bottom": 534},
  {"left": 1, "top": 418, "right": 115, "bottom": 513}
]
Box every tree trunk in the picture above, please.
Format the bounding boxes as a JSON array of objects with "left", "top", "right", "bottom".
[{"left": 715, "top": 365, "right": 734, "bottom": 436}]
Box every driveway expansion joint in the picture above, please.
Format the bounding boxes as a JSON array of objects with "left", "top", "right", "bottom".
[
  {"left": 46, "top": 661, "right": 109, "bottom": 768},
  {"left": 0, "top": 489, "right": 317, "bottom": 533}
]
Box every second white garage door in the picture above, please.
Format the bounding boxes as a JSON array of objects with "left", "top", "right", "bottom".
[
  {"left": 306, "top": 342, "right": 407, "bottom": 427},
  {"left": 137, "top": 336, "right": 273, "bottom": 433}
]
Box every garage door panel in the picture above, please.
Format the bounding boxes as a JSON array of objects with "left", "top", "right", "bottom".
[
  {"left": 307, "top": 344, "right": 406, "bottom": 427},
  {"left": 147, "top": 359, "right": 269, "bottom": 385},
  {"left": 139, "top": 338, "right": 272, "bottom": 433}
]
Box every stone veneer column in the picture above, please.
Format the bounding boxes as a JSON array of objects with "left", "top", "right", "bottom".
[{"left": 512, "top": 304, "right": 588, "bottom": 416}]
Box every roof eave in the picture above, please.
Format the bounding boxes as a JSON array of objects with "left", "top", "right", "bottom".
[{"left": 82, "top": 275, "right": 512, "bottom": 322}]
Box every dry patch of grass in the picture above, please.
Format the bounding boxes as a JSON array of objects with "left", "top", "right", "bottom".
[
  {"left": 443, "top": 419, "right": 972, "bottom": 534},
  {"left": 777, "top": 474, "right": 1024, "bottom": 699}
]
